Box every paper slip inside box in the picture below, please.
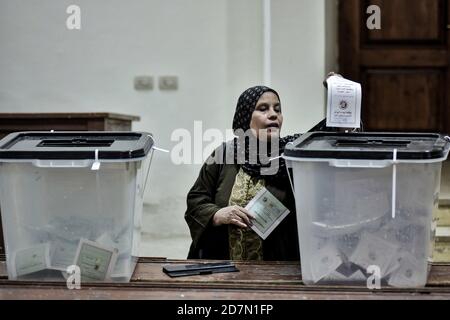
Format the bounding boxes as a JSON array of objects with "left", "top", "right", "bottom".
[
  {"left": 326, "top": 75, "right": 362, "bottom": 128},
  {"left": 388, "top": 251, "right": 426, "bottom": 288},
  {"left": 310, "top": 244, "right": 343, "bottom": 282},
  {"left": 245, "top": 187, "right": 290, "bottom": 240},
  {"left": 49, "top": 238, "right": 79, "bottom": 271},
  {"left": 350, "top": 232, "right": 399, "bottom": 277},
  {"left": 74, "top": 238, "right": 118, "bottom": 282},
  {"left": 11, "top": 243, "right": 51, "bottom": 278}
]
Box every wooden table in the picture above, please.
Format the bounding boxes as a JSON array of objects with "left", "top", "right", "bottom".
[
  {"left": 0, "top": 112, "right": 140, "bottom": 255},
  {"left": 1, "top": 257, "right": 450, "bottom": 300}
]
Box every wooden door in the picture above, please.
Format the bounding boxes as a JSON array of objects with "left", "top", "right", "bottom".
[{"left": 339, "top": 0, "right": 450, "bottom": 133}]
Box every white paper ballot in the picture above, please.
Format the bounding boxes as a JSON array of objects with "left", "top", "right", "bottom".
[
  {"left": 388, "top": 251, "right": 426, "bottom": 288},
  {"left": 49, "top": 239, "right": 78, "bottom": 271},
  {"left": 245, "top": 187, "right": 290, "bottom": 240},
  {"left": 310, "top": 244, "right": 343, "bottom": 282},
  {"left": 73, "top": 238, "right": 118, "bottom": 282},
  {"left": 11, "top": 243, "right": 51, "bottom": 278},
  {"left": 350, "top": 232, "right": 399, "bottom": 277},
  {"left": 326, "top": 75, "right": 362, "bottom": 128}
]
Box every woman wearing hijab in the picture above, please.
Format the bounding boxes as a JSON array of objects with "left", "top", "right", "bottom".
[{"left": 184, "top": 86, "right": 301, "bottom": 261}]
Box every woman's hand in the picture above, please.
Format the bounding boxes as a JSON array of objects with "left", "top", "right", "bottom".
[
  {"left": 212, "top": 205, "right": 255, "bottom": 228},
  {"left": 323, "top": 71, "right": 343, "bottom": 88}
]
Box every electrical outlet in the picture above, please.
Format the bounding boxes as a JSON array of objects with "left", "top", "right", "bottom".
[
  {"left": 134, "top": 76, "right": 154, "bottom": 91},
  {"left": 159, "top": 76, "right": 178, "bottom": 90}
]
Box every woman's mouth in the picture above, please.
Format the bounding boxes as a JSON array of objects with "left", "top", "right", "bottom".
[{"left": 266, "top": 123, "right": 280, "bottom": 131}]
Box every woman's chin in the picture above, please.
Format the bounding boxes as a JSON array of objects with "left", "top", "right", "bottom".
[
  {"left": 251, "top": 128, "right": 281, "bottom": 141},
  {"left": 260, "top": 132, "right": 280, "bottom": 142},
  {"left": 267, "top": 130, "right": 280, "bottom": 139}
]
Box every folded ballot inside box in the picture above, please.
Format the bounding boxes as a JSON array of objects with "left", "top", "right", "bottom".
[{"left": 73, "top": 239, "right": 119, "bottom": 282}]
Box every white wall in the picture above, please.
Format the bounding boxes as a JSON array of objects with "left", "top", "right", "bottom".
[
  {"left": 0, "top": 0, "right": 229, "bottom": 193},
  {"left": 0, "top": 0, "right": 331, "bottom": 258},
  {"left": 325, "top": 0, "right": 339, "bottom": 75},
  {"left": 226, "top": 0, "right": 264, "bottom": 115},
  {"left": 272, "top": 0, "right": 328, "bottom": 135}
]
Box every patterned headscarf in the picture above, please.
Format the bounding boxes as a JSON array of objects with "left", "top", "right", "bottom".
[
  {"left": 232, "top": 86, "right": 300, "bottom": 183},
  {"left": 232, "top": 86, "right": 280, "bottom": 133}
]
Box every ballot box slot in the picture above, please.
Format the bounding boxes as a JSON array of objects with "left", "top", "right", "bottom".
[{"left": 37, "top": 139, "right": 115, "bottom": 148}]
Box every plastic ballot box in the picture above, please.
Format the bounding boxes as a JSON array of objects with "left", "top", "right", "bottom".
[
  {"left": 283, "top": 132, "right": 449, "bottom": 287},
  {"left": 0, "top": 131, "right": 154, "bottom": 282}
]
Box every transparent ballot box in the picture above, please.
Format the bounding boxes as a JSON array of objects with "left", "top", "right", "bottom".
[
  {"left": 283, "top": 132, "right": 450, "bottom": 287},
  {"left": 0, "top": 131, "right": 154, "bottom": 282}
]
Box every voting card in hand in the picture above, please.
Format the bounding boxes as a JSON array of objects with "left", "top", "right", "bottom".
[
  {"left": 245, "top": 187, "right": 290, "bottom": 240},
  {"left": 74, "top": 238, "right": 118, "bottom": 282}
]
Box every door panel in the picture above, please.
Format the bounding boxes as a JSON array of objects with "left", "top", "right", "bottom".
[
  {"left": 339, "top": 0, "right": 450, "bottom": 132},
  {"left": 363, "top": 69, "right": 444, "bottom": 131},
  {"left": 365, "top": 0, "right": 444, "bottom": 43}
]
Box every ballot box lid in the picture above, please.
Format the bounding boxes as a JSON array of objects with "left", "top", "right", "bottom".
[
  {"left": 0, "top": 131, "right": 154, "bottom": 160},
  {"left": 283, "top": 132, "right": 449, "bottom": 160}
]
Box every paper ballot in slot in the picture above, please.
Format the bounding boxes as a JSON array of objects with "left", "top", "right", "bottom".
[{"left": 326, "top": 75, "right": 362, "bottom": 128}]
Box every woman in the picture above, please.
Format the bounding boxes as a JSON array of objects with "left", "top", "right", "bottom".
[{"left": 184, "top": 85, "right": 301, "bottom": 261}]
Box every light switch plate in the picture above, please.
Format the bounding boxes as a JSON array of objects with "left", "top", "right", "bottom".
[
  {"left": 134, "top": 76, "right": 154, "bottom": 91},
  {"left": 159, "top": 76, "right": 178, "bottom": 90}
]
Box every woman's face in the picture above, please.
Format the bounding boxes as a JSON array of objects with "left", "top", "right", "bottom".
[{"left": 249, "top": 91, "right": 283, "bottom": 141}]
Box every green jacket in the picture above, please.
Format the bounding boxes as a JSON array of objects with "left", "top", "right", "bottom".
[{"left": 185, "top": 143, "right": 300, "bottom": 261}]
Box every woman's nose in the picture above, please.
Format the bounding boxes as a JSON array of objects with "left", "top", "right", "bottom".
[{"left": 267, "top": 108, "right": 278, "bottom": 119}]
